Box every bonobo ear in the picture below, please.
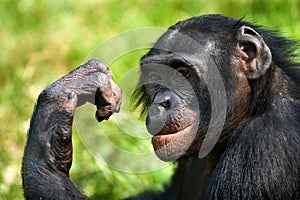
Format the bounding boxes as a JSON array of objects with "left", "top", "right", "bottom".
[{"left": 237, "top": 26, "right": 272, "bottom": 79}]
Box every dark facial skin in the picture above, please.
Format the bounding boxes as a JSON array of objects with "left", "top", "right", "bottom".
[
  {"left": 141, "top": 58, "right": 200, "bottom": 161},
  {"left": 139, "top": 28, "right": 252, "bottom": 161}
]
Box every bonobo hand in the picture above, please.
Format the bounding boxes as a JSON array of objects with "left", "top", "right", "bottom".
[
  {"left": 22, "top": 59, "right": 122, "bottom": 200},
  {"left": 39, "top": 58, "right": 121, "bottom": 121}
]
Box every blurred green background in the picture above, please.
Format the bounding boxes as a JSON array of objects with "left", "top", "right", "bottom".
[{"left": 0, "top": 0, "right": 299, "bottom": 199}]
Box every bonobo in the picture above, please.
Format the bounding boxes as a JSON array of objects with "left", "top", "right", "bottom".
[{"left": 22, "top": 14, "right": 300, "bottom": 200}]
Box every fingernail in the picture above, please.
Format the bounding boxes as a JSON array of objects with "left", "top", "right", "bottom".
[{"left": 68, "top": 91, "right": 75, "bottom": 100}]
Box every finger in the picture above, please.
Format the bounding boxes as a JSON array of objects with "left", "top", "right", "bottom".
[
  {"left": 110, "top": 79, "right": 122, "bottom": 113},
  {"left": 64, "top": 91, "right": 78, "bottom": 111},
  {"left": 95, "top": 88, "right": 113, "bottom": 122},
  {"left": 85, "top": 58, "right": 110, "bottom": 74},
  {"left": 95, "top": 106, "right": 113, "bottom": 122},
  {"left": 56, "top": 91, "right": 77, "bottom": 135},
  {"left": 51, "top": 91, "right": 77, "bottom": 174}
]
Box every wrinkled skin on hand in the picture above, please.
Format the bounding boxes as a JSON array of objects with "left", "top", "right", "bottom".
[{"left": 22, "top": 59, "right": 121, "bottom": 200}]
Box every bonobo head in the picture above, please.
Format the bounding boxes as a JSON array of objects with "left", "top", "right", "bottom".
[{"left": 135, "top": 14, "right": 274, "bottom": 161}]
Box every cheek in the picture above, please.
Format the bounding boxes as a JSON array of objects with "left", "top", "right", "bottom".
[
  {"left": 233, "top": 76, "right": 252, "bottom": 107},
  {"left": 226, "top": 77, "right": 251, "bottom": 130}
]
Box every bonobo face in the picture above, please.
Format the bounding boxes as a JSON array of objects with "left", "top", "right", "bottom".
[
  {"left": 138, "top": 22, "right": 267, "bottom": 161},
  {"left": 139, "top": 30, "right": 217, "bottom": 161},
  {"left": 140, "top": 58, "right": 202, "bottom": 161}
]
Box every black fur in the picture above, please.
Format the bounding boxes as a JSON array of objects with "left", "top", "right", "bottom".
[{"left": 134, "top": 14, "right": 300, "bottom": 199}]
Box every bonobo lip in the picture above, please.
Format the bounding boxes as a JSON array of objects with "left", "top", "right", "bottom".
[
  {"left": 152, "top": 123, "right": 195, "bottom": 150},
  {"left": 154, "top": 124, "right": 189, "bottom": 136},
  {"left": 153, "top": 123, "right": 193, "bottom": 139},
  {"left": 154, "top": 114, "right": 194, "bottom": 136},
  {"left": 153, "top": 113, "right": 195, "bottom": 136},
  {"left": 151, "top": 123, "right": 198, "bottom": 161}
]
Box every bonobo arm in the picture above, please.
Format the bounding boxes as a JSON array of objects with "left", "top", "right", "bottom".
[{"left": 22, "top": 59, "right": 122, "bottom": 200}]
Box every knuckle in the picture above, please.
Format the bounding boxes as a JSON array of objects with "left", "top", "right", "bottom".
[
  {"left": 38, "top": 87, "right": 56, "bottom": 102},
  {"left": 86, "top": 58, "right": 110, "bottom": 74}
]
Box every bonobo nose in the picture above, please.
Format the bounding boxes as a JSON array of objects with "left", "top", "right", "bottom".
[
  {"left": 153, "top": 89, "right": 179, "bottom": 110},
  {"left": 146, "top": 104, "right": 167, "bottom": 135},
  {"left": 146, "top": 89, "right": 179, "bottom": 135},
  {"left": 154, "top": 95, "right": 171, "bottom": 109}
]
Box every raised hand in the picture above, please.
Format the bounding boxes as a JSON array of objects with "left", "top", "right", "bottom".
[{"left": 22, "top": 59, "right": 121, "bottom": 200}]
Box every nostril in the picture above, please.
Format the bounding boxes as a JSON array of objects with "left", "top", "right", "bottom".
[
  {"left": 160, "top": 99, "right": 170, "bottom": 109},
  {"left": 153, "top": 89, "right": 177, "bottom": 110}
]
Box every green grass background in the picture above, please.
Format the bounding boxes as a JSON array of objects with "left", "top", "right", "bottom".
[{"left": 0, "top": 0, "right": 299, "bottom": 199}]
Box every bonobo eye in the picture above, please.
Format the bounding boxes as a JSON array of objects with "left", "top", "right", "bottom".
[
  {"left": 148, "top": 71, "right": 162, "bottom": 82},
  {"left": 176, "top": 66, "right": 190, "bottom": 78}
]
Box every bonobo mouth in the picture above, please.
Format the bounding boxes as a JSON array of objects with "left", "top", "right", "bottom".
[
  {"left": 152, "top": 123, "right": 195, "bottom": 143},
  {"left": 154, "top": 120, "right": 191, "bottom": 136},
  {"left": 151, "top": 120, "right": 198, "bottom": 162},
  {"left": 145, "top": 104, "right": 199, "bottom": 161}
]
